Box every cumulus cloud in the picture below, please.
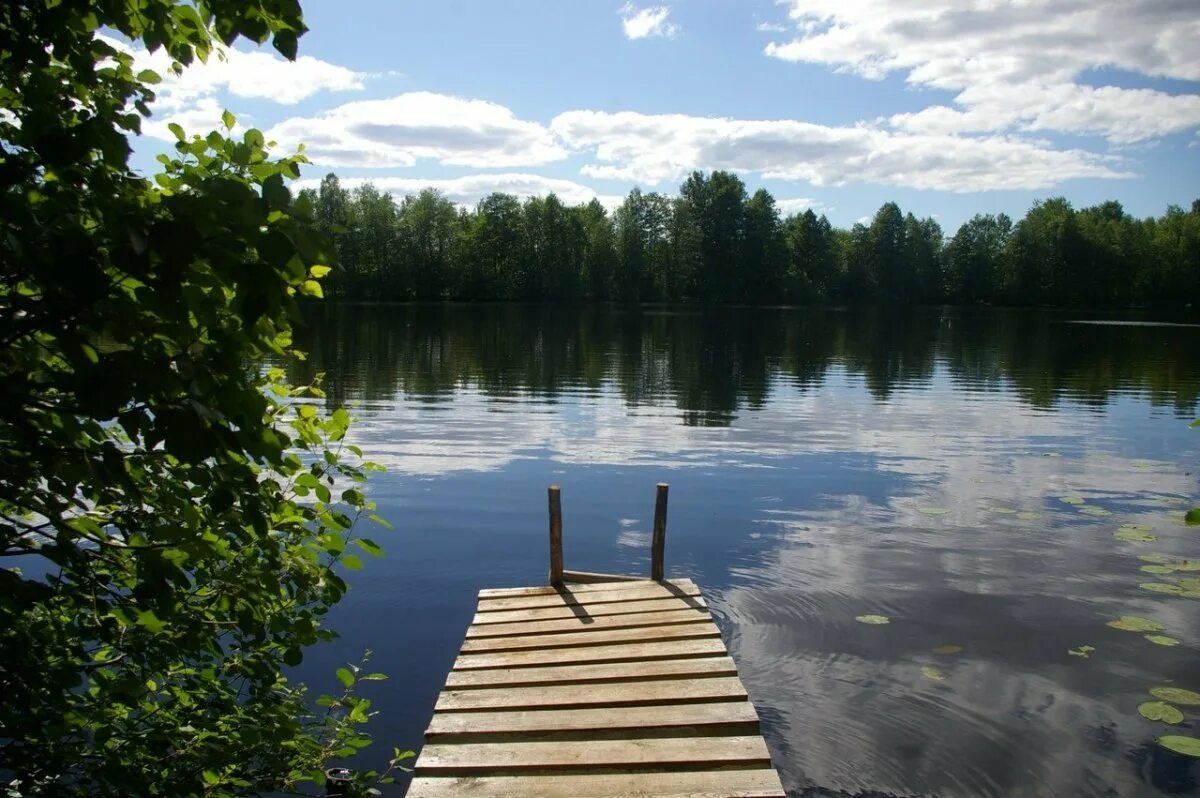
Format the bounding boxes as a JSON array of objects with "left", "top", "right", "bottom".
[
  {"left": 775, "top": 197, "right": 826, "bottom": 216},
  {"left": 551, "top": 109, "right": 1130, "bottom": 191},
  {"left": 266, "top": 92, "right": 568, "bottom": 169},
  {"left": 619, "top": 3, "right": 680, "bottom": 39},
  {"left": 104, "top": 34, "right": 365, "bottom": 141},
  {"left": 764, "top": 0, "right": 1200, "bottom": 144},
  {"left": 294, "top": 173, "right": 625, "bottom": 212}
]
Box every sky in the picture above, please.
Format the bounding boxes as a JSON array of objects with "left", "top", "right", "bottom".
[{"left": 125, "top": 0, "right": 1200, "bottom": 231}]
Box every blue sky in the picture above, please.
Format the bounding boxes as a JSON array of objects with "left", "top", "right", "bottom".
[{"left": 127, "top": 0, "right": 1200, "bottom": 231}]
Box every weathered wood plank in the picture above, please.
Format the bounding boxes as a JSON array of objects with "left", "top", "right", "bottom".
[
  {"left": 478, "top": 578, "right": 696, "bottom": 599},
  {"left": 465, "top": 608, "right": 711, "bottom": 639},
  {"left": 436, "top": 676, "right": 747, "bottom": 712},
  {"left": 407, "top": 770, "right": 786, "bottom": 798},
  {"left": 651, "top": 482, "right": 669, "bottom": 581},
  {"left": 473, "top": 595, "right": 707, "bottom": 625},
  {"left": 476, "top": 582, "right": 703, "bottom": 612},
  {"left": 560, "top": 569, "right": 648, "bottom": 583},
  {"left": 452, "top": 638, "right": 729, "bottom": 670},
  {"left": 459, "top": 621, "right": 720, "bottom": 653},
  {"left": 425, "top": 700, "right": 761, "bottom": 739},
  {"left": 443, "top": 656, "right": 738, "bottom": 689},
  {"left": 547, "top": 485, "right": 563, "bottom": 585},
  {"left": 417, "top": 734, "right": 771, "bottom": 773}
]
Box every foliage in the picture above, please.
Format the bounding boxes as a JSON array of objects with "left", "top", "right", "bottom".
[
  {"left": 305, "top": 172, "right": 1200, "bottom": 308},
  {"left": 1, "top": 1, "right": 394, "bottom": 795}
]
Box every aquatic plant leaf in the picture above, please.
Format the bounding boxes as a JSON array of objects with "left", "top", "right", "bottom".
[
  {"left": 1121, "top": 523, "right": 1154, "bottom": 533},
  {"left": 1106, "top": 616, "right": 1165, "bottom": 632},
  {"left": 856, "top": 614, "right": 890, "bottom": 625},
  {"left": 1139, "top": 702, "right": 1184, "bottom": 723},
  {"left": 1145, "top": 635, "right": 1180, "bottom": 647},
  {"left": 987, "top": 506, "right": 1017, "bottom": 514},
  {"left": 1156, "top": 496, "right": 1187, "bottom": 506},
  {"left": 1138, "top": 554, "right": 1171, "bottom": 564},
  {"left": 917, "top": 506, "right": 950, "bottom": 516},
  {"left": 932, "top": 644, "right": 963, "bottom": 655},
  {"left": 1114, "top": 529, "right": 1157, "bottom": 543},
  {"left": 1184, "top": 591, "right": 1200, "bottom": 599},
  {"left": 1068, "top": 645, "right": 1095, "bottom": 658},
  {"left": 1140, "top": 565, "right": 1177, "bottom": 575},
  {"left": 1158, "top": 736, "right": 1200, "bottom": 756},
  {"left": 920, "top": 666, "right": 946, "bottom": 681},
  {"left": 1179, "top": 579, "right": 1200, "bottom": 591},
  {"left": 1186, "top": 509, "right": 1200, "bottom": 526},
  {"left": 1141, "top": 582, "right": 1184, "bottom": 595},
  {"left": 1150, "top": 687, "right": 1200, "bottom": 706},
  {"left": 1079, "top": 505, "right": 1112, "bottom": 516},
  {"left": 1176, "top": 561, "right": 1200, "bottom": 572},
  {"left": 1060, "top": 496, "right": 1085, "bottom": 505},
  {"left": 1017, "top": 511, "right": 1042, "bottom": 521}
]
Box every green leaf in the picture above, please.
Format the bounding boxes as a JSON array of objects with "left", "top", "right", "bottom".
[
  {"left": 137, "top": 69, "right": 162, "bottom": 84},
  {"left": 1141, "top": 582, "right": 1183, "bottom": 595},
  {"left": 1139, "top": 701, "right": 1184, "bottom": 724},
  {"left": 335, "top": 667, "right": 355, "bottom": 688},
  {"left": 1157, "top": 736, "right": 1200, "bottom": 756},
  {"left": 356, "top": 538, "right": 384, "bottom": 557},
  {"left": 1140, "top": 564, "right": 1177, "bottom": 575},
  {"left": 1150, "top": 687, "right": 1200, "bottom": 706},
  {"left": 341, "top": 554, "right": 363, "bottom": 571},
  {"left": 855, "top": 614, "right": 889, "bottom": 625},
  {"left": 920, "top": 666, "right": 946, "bottom": 681},
  {"left": 1078, "top": 505, "right": 1111, "bottom": 516},
  {"left": 1068, "top": 645, "right": 1095, "bottom": 658},
  {"left": 300, "top": 279, "right": 324, "bottom": 298},
  {"left": 360, "top": 672, "right": 388, "bottom": 681},
  {"left": 1106, "top": 616, "right": 1165, "bottom": 632},
  {"left": 917, "top": 506, "right": 949, "bottom": 516},
  {"left": 1144, "top": 635, "right": 1180, "bottom": 647},
  {"left": 135, "top": 610, "right": 167, "bottom": 634},
  {"left": 1185, "top": 508, "right": 1200, "bottom": 526},
  {"left": 310, "top": 265, "right": 332, "bottom": 278},
  {"left": 1189, "top": 419, "right": 1200, "bottom": 428},
  {"left": 1114, "top": 528, "right": 1157, "bottom": 543},
  {"left": 1059, "top": 495, "right": 1085, "bottom": 505},
  {"left": 221, "top": 109, "right": 235, "bottom": 129}
]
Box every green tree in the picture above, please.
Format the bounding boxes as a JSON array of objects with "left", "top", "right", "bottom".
[
  {"left": 0, "top": 2, "right": 397, "bottom": 795},
  {"left": 945, "top": 214, "right": 1011, "bottom": 304}
]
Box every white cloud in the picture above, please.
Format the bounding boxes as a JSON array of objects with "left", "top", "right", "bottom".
[
  {"left": 756, "top": 21, "right": 789, "bottom": 33},
  {"left": 551, "top": 109, "right": 1130, "bottom": 192},
  {"left": 765, "top": 0, "right": 1200, "bottom": 144},
  {"left": 775, "top": 197, "right": 826, "bottom": 216},
  {"left": 267, "top": 92, "right": 568, "bottom": 169},
  {"left": 104, "top": 34, "right": 366, "bottom": 141},
  {"left": 619, "top": 3, "right": 680, "bottom": 39},
  {"left": 295, "top": 173, "right": 624, "bottom": 212}
]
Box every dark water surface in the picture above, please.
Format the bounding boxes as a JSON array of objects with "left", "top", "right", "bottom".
[{"left": 290, "top": 304, "right": 1200, "bottom": 798}]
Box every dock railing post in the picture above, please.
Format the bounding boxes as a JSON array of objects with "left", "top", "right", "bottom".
[
  {"left": 651, "top": 482, "right": 669, "bottom": 581},
  {"left": 548, "top": 485, "right": 563, "bottom": 585}
]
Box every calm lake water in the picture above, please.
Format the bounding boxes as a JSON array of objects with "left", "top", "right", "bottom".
[{"left": 290, "top": 304, "right": 1200, "bottom": 798}]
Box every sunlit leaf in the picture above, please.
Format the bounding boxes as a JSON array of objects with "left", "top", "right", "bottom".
[
  {"left": 335, "top": 667, "right": 355, "bottom": 688},
  {"left": 1185, "top": 509, "right": 1200, "bottom": 526},
  {"left": 1139, "top": 701, "right": 1184, "bottom": 724},
  {"left": 1114, "top": 529, "right": 1157, "bottom": 543},
  {"left": 1059, "top": 496, "right": 1085, "bottom": 505},
  {"left": 1106, "top": 616, "right": 1165, "bottom": 632},
  {"left": 1145, "top": 635, "right": 1180, "bottom": 647},
  {"left": 917, "top": 506, "right": 949, "bottom": 516},
  {"left": 920, "top": 666, "right": 946, "bottom": 681},
  {"left": 1141, "top": 582, "right": 1184, "bottom": 595},
  {"left": 1139, "top": 554, "right": 1171, "bottom": 564},
  {"left": 1140, "top": 565, "right": 1177, "bottom": 575},
  {"left": 1067, "top": 645, "right": 1095, "bottom": 658},
  {"left": 855, "top": 614, "right": 890, "bottom": 625},
  {"left": 1079, "top": 505, "right": 1112, "bottom": 516},
  {"left": 1017, "top": 511, "right": 1042, "bottom": 521},
  {"left": 1150, "top": 687, "right": 1200, "bottom": 706},
  {"left": 1158, "top": 736, "right": 1200, "bottom": 756}
]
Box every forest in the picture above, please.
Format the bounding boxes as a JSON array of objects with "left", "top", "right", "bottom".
[{"left": 301, "top": 172, "right": 1200, "bottom": 308}]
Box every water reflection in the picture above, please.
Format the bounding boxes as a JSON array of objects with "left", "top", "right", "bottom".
[{"left": 288, "top": 305, "right": 1200, "bottom": 798}]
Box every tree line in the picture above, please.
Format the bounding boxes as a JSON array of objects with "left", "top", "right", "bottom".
[{"left": 301, "top": 173, "right": 1200, "bottom": 308}]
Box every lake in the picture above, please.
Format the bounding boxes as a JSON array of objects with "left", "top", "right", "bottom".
[{"left": 289, "top": 304, "right": 1200, "bottom": 797}]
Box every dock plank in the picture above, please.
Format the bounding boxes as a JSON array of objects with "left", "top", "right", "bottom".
[
  {"left": 476, "top": 582, "right": 703, "bottom": 612},
  {"left": 459, "top": 621, "right": 721, "bottom": 653},
  {"left": 451, "top": 637, "right": 729, "bottom": 670},
  {"left": 473, "top": 595, "right": 707, "bottom": 624},
  {"left": 443, "top": 656, "right": 738, "bottom": 689},
  {"left": 425, "top": 700, "right": 762, "bottom": 739},
  {"left": 417, "top": 734, "right": 772, "bottom": 773},
  {"left": 436, "top": 676, "right": 747, "bottom": 712},
  {"left": 465, "top": 608, "right": 711, "bottom": 639},
  {"left": 407, "top": 770, "right": 786, "bottom": 798}
]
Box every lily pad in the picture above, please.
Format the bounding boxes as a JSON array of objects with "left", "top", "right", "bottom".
[
  {"left": 1150, "top": 687, "right": 1200, "bottom": 706},
  {"left": 932, "top": 644, "right": 963, "bottom": 655},
  {"left": 1068, "top": 645, "right": 1095, "bottom": 658},
  {"left": 1139, "top": 554, "right": 1171, "bottom": 564},
  {"left": 1121, "top": 523, "right": 1154, "bottom": 533},
  {"left": 1107, "top": 616, "right": 1165, "bottom": 632},
  {"left": 1176, "top": 561, "right": 1200, "bottom": 572},
  {"left": 1060, "top": 495, "right": 1086, "bottom": 505},
  {"left": 1141, "top": 582, "right": 1184, "bottom": 595},
  {"left": 920, "top": 666, "right": 946, "bottom": 681},
  {"left": 1156, "top": 496, "right": 1187, "bottom": 506},
  {"left": 1180, "top": 579, "right": 1200, "bottom": 591},
  {"left": 1016, "top": 511, "right": 1042, "bottom": 521},
  {"left": 1158, "top": 736, "right": 1200, "bottom": 757},
  {"left": 1185, "top": 591, "right": 1200, "bottom": 599},
  {"left": 917, "top": 506, "right": 950, "bottom": 516},
  {"left": 1115, "top": 529, "right": 1157, "bottom": 543},
  {"left": 987, "top": 506, "right": 1017, "bottom": 514},
  {"left": 1079, "top": 505, "right": 1112, "bottom": 516},
  {"left": 1186, "top": 509, "right": 1200, "bottom": 526},
  {"left": 856, "top": 614, "right": 890, "bottom": 625},
  {"left": 1145, "top": 635, "right": 1180, "bottom": 647},
  {"left": 1139, "top": 701, "right": 1185, "bottom": 724},
  {"left": 1140, "top": 565, "right": 1177, "bottom": 575}
]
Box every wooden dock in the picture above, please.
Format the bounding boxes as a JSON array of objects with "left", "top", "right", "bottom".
[{"left": 405, "top": 486, "right": 785, "bottom": 798}]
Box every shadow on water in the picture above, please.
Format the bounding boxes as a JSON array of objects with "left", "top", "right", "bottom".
[{"left": 284, "top": 304, "right": 1200, "bottom": 798}]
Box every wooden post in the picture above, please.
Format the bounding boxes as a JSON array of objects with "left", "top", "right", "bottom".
[
  {"left": 651, "top": 482, "right": 669, "bottom": 581},
  {"left": 548, "top": 485, "right": 563, "bottom": 585}
]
